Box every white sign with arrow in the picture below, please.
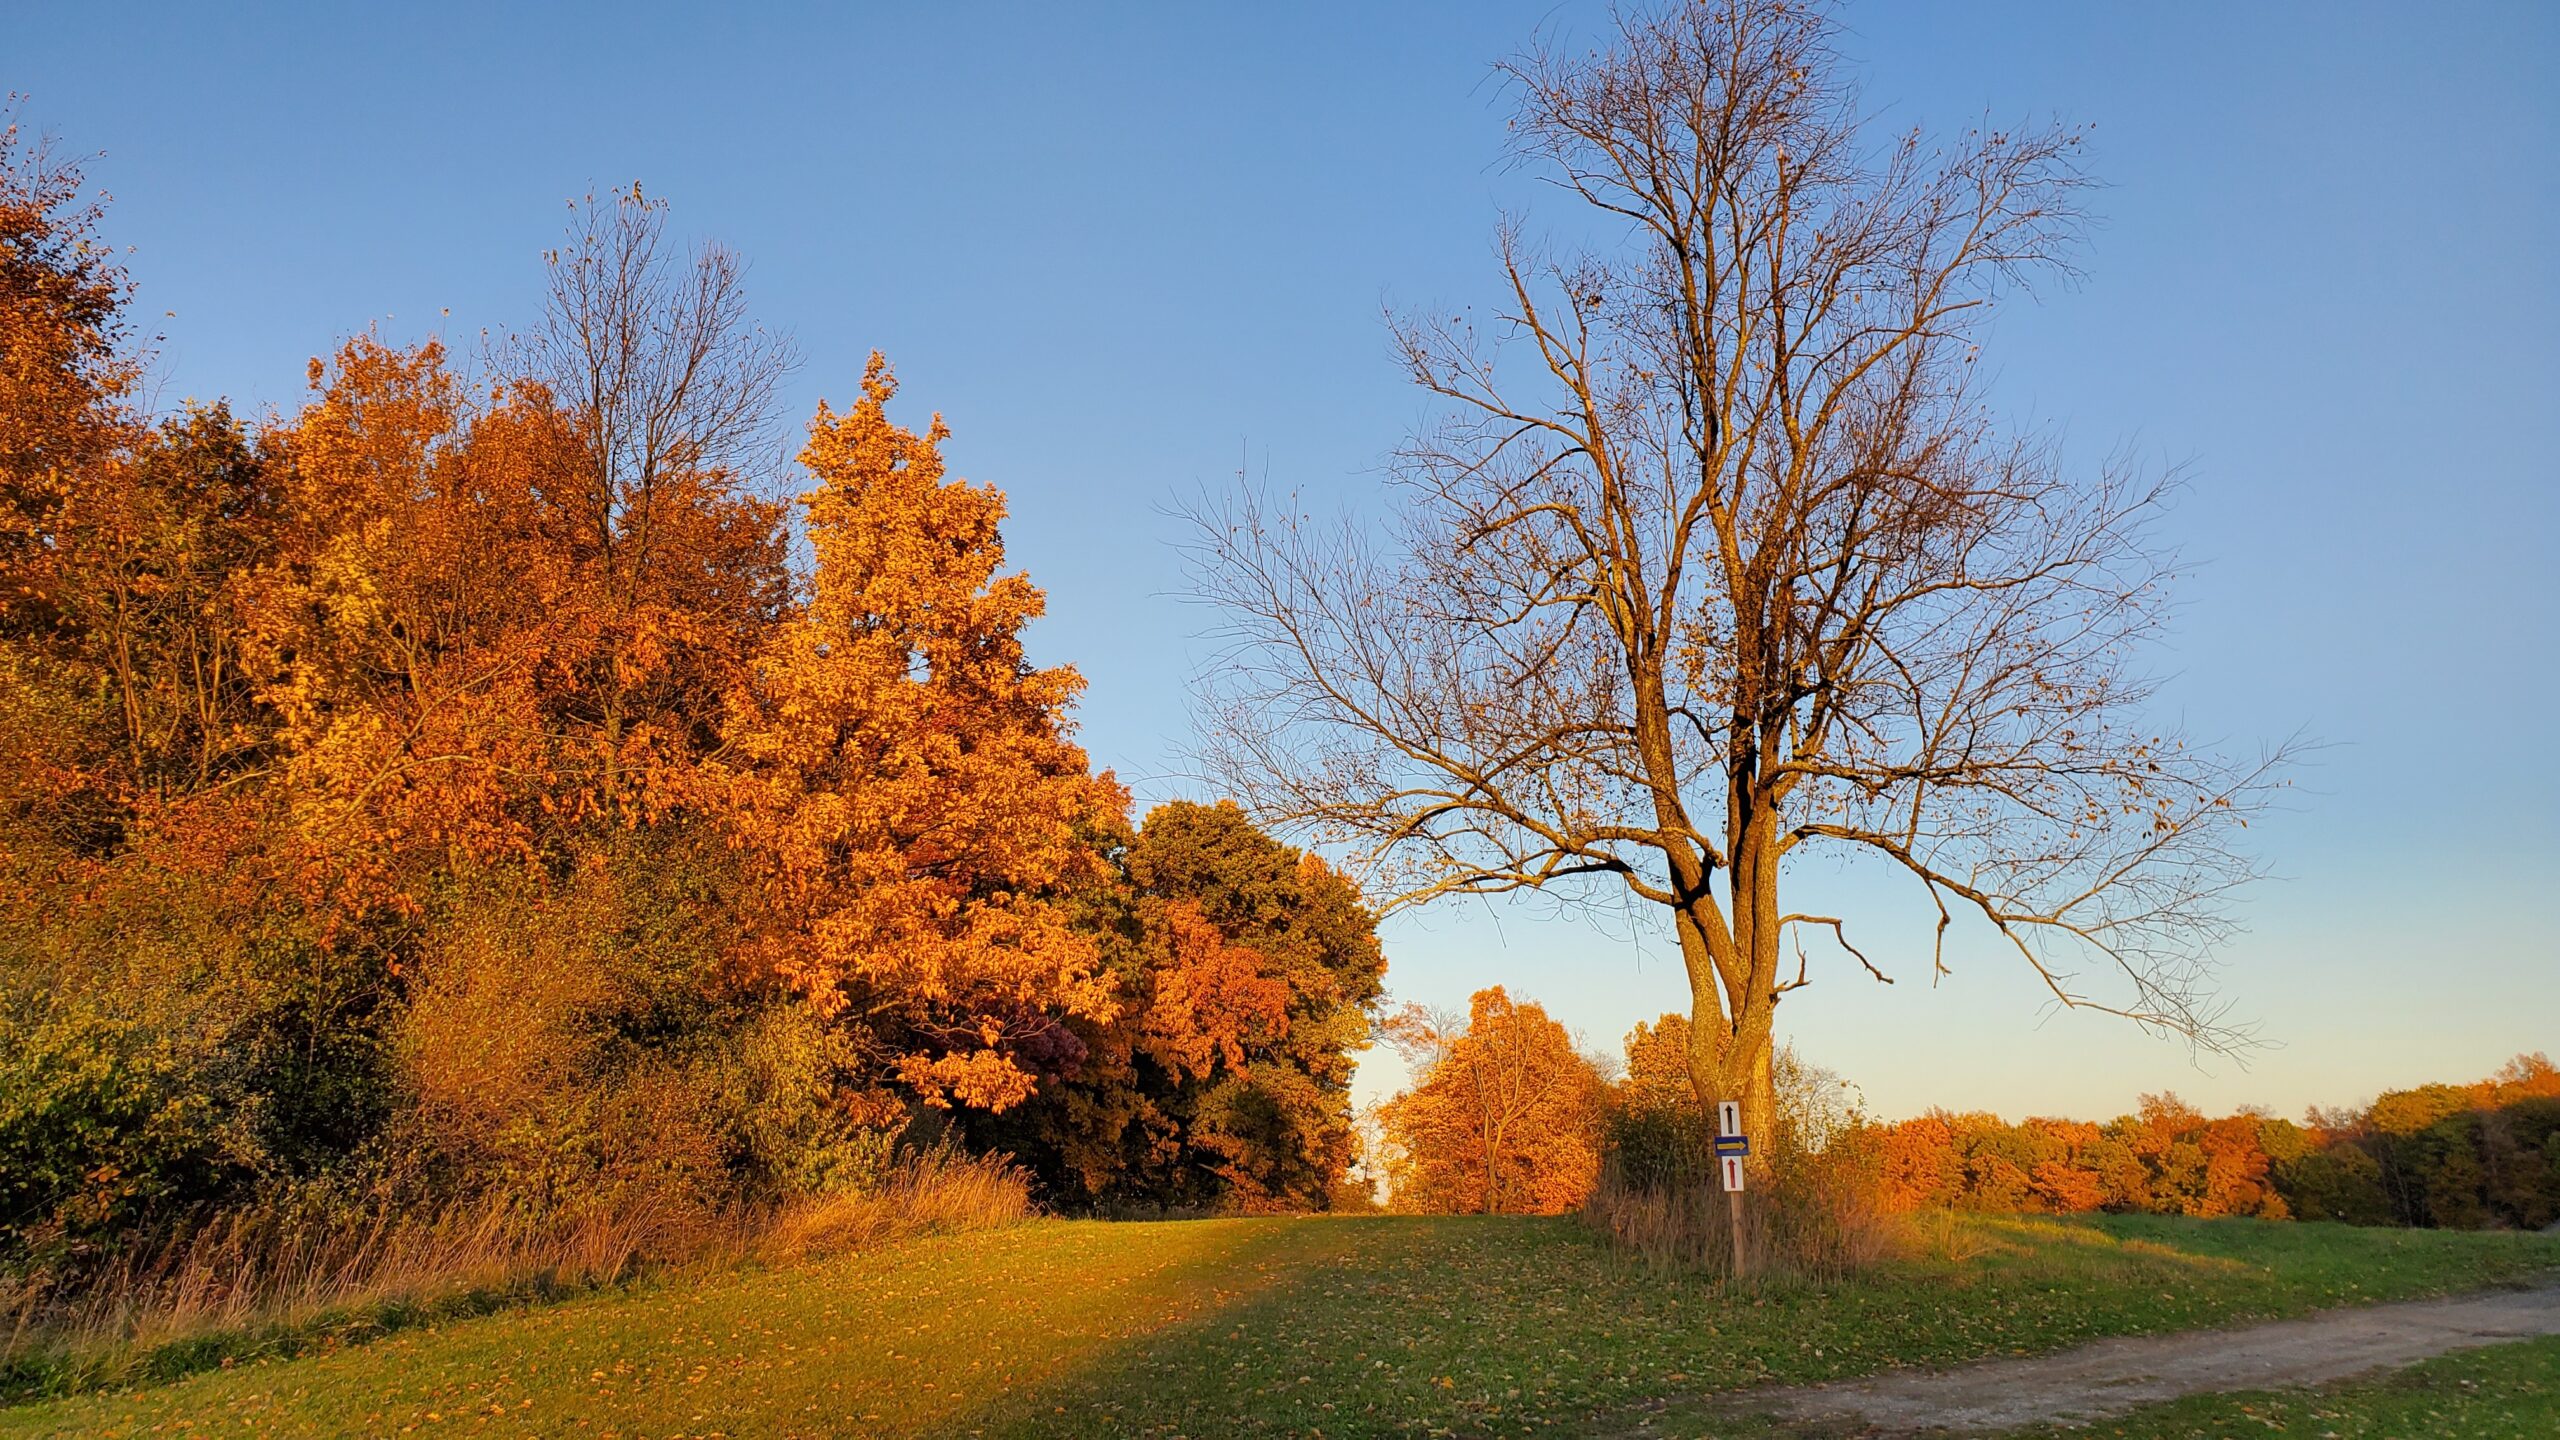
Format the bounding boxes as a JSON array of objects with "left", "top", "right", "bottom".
[{"left": 1716, "top": 1099, "right": 1747, "bottom": 1192}]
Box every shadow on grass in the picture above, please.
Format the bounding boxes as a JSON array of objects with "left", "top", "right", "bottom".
[
  {"left": 952, "top": 1215, "right": 1721, "bottom": 1438},
  {"left": 953, "top": 1213, "right": 2560, "bottom": 1440}
]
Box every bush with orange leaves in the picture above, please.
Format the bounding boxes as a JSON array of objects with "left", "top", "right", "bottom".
[{"left": 1377, "top": 987, "right": 1607, "bottom": 1215}]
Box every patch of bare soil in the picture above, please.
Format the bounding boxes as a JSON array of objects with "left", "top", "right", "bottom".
[{"left": 1739, "top": 1282, "right": 2560, "bottom": 1435}]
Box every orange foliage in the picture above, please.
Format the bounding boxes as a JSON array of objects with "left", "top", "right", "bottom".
[
  {"left": 1381, "top": 986, "right": 1605, "bottom": 1215},
  {"left": 5, "top": 135, "right": 1389, "bottom": 1262},
  {"left": 259, "top": 336, "right": 785, "bottom": 896},
  {"left": 1619, "top": 1012, "right": 1698, "bottom": 1115},
  {"left": 1844, "top": 1090, "right": 2295, "bottom": 1221},
  {"left": 1870, "top": 1115, "right": 1958, "bottom": 1212},
  {"left": 264, "top": 341, "right": 555, "bottom": 879},
  {"left": 715, "top": 355, "right": 1125, "bottom": 1113},
  {"left": 0, "top": 109, "right": 137, "bottom": 563},
  {"left": 1138, "top": 899, "right": 1293, "bottom": 1082}
]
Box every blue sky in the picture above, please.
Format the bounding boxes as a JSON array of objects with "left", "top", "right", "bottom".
[{"left": 15, "top": 1, "right": 2555, "bottom": 1121}]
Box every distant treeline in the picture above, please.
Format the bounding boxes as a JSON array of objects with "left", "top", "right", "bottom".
[
  {"left": 1838, "top": 1055, "right": 2560, "bottom": 1230},
  {"left": 1394, "top": 987, "right": 2560, "bottom": 1237}
]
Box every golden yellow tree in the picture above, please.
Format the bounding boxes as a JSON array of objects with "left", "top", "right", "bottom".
[
  {"left": 719, "top": 355, "right": 1126, "bottom": 1114},
  {"left": 1381, "top": 986, "right": 1605, "bottom": 1214}
]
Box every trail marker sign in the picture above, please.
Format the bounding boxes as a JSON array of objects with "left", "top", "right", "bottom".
[{"left": 1715, "top": 1098, "right": 1748, "bottom": 1192}]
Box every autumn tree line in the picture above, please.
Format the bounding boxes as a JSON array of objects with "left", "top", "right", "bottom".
[
  {"left": 1380, "top": 987, "right": 2560, "bottom": 1235},
  {"left": 0, "top": 121, "right": 1385, "bottom": 1286},
  {"left": 1850, "top": 1055, "right": 2560, "bottom": 1230}
]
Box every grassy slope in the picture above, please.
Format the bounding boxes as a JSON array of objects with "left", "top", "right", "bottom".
[
  {"left": 2003, "top": 1334, "right": 2560, "bottom": 1439},
  {"left": 3, "top": 1214, "right": 2553, "bottom": 1439}
]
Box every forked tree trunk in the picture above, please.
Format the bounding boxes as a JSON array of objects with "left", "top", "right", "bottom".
[
  {"left": 1681, "top": 976, "right": 1778, "bottom": 1157},
  {"left": 1670, "top": 817, "right": 1784, "bottom": 1160}
]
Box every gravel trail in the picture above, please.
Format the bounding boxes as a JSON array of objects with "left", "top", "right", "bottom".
[{"left": 1742, "top": 1281, "right": 2560, "bottom": 1434}]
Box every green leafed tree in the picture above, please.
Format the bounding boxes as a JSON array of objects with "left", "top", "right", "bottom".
[{"left": 972, "top": 800, "right": 1388, "bottom": 1212}]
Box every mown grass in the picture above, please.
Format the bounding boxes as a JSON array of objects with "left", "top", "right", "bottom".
[
  {"left": 2001, "top": 1333, "right": 2560, "bottom": 1439},
  {"left": 1, "top": 1212, "right": 2551, "bottom": 1438}
]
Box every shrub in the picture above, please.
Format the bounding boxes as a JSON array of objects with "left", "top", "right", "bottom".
[
  {"left": 1586, "top": 1038, "right": 1896, "bottom": 1281},
  {"left": 384, "top": 845, "right": 881, "bottom": 1226},
  {"left": 0, "top": 825, "right": 387, "bottom": 1276},
  {"left": 2271, "top": 1143, "right": 2392, "bottom": 1225}
]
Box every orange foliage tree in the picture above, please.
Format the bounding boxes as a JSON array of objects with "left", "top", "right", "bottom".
[
  {"left": 714, "top": 356, "right": 1126, "bottom": 1117},
  {"left": 1380, "top": 986, "right": 1604, "bottom": 1214},
  {"left": 259, "top": 329, "right": 786, "bottom": 891},
  {"left": 2, "top": 109, "right": 153, "bottom": 854}
]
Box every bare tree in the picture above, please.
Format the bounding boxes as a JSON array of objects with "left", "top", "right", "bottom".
[
  {"left": 1186, "top": 0, "right": 2289, "bottom": 1147},
  {"left": 516, "top": 184, "right": 795, "bottom": 568},
  {"left": 505, "top": 184, "right": 797, "bottom": 792}
]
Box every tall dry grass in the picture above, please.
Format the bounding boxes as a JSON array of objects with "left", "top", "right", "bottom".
[
  {"left": 761, "top": 1144, "right": 1035, "bottom": 1261},
  {"left": 0, "top": 1145, "right": 1032, "bottom": 1400},
  {"left": 1581, "top": 1152, "right": 1904, "bottom": 1284}
]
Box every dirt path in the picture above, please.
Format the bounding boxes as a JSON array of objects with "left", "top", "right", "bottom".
[{"left": 1745, "top": 1282, "right": 2560, "bottom": 1435}]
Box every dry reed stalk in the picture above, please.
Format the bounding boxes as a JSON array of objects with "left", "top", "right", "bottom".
[{"left": 2, "top": 1146, "right": 1034, "bottom": 1396}]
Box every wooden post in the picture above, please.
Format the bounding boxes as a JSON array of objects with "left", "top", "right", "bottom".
[
  {"left": 1718, "top": 1099, "right": 1749, "bottom": 1281},
  {"left": 1729, "top": 1186, "right": 1747, "bottom": 1280}
]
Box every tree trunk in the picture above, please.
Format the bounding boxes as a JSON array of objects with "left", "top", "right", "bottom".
[{"left": 1676, "top": 895, "right": 1780, "bottom": 1157}]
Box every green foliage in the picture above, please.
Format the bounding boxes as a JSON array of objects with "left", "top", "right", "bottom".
[
  {"left": 0, "top": 997, "right": 251, "bottom": 1269},
  {"left": 1602, "top": 1104, "right": 1711, "bottom": 1194},
  {"left": 0, "top": 825, "right": 397, "bottom": 1271},
  {"left": 2308, "top": 1060, "right": 2560, "bottom": 1232},
  {"left": 2274, "top": 1141, "right": 2395, "bottom": 1226},
  {"left": 971, "top": 800, "right": 1387, "bottom": 1213}
]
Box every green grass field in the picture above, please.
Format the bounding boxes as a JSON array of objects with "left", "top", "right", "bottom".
[{"left": 4, "top": 1214, "right": 2553, "bottom": 1439}]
